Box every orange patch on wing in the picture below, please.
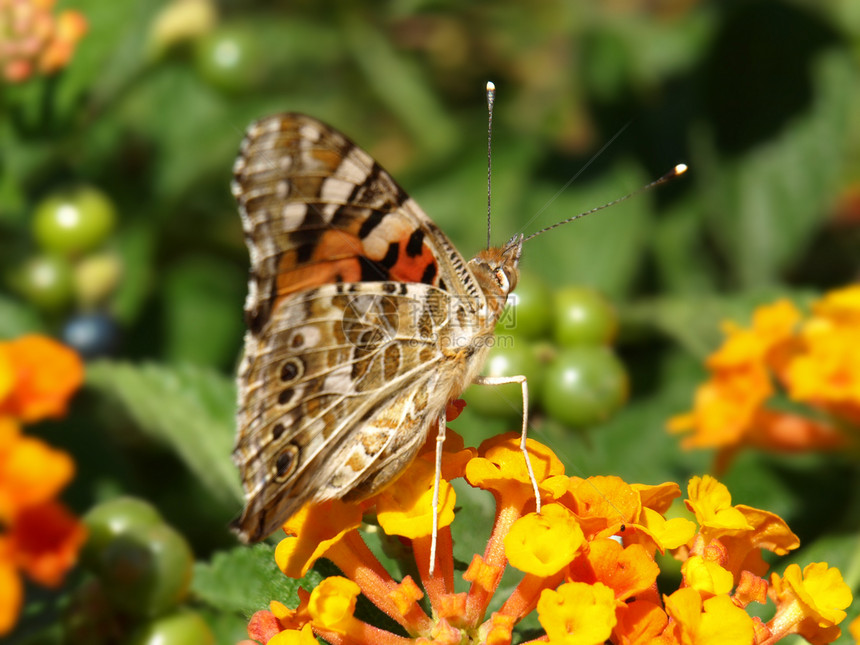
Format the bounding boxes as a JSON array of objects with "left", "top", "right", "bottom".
[
  {"left": 276, "top": 230, "right": 363, "bottom": 298},
  {"left": 388, "top": 234, "right": 438, "bottom": 284},
  {"left": 310, "top": 148, "right": 343, "bottom": 172}
]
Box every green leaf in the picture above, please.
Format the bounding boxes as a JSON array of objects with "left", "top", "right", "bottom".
[
  {"left": 54, "top": 0, "right": 159, "bottom": 119},
  {"left": 0, "top": 295, "right": 45, "bottom": 339},
  {"left": 342, "top": 12, "right": 458, "bottom": 160},
  {"left": 111, "top": 65, "right": 235, "bottom": 201},
  {"left": 111, "top": 221, "right": 155, "bottom": 325},
  {"left": 162, "top": 255, "right": 245, "bottom": 369},
  {"left": 192, "top": 544, "right": 321, "bottom": 617},
  {"left": 694, "top": 50, "right": 853, "bottom": 288},
  {"left": 651, "top": 196, "right": 717, "bottom": 295},
  {"left": 520, "top": 161, "right": 653, "bottom": 298},
  {"left": 86, "top": 360, "right": 243, "bottom": 505},
  {"left": 412, "top": 137, "right": 543, "bottom": 255}
]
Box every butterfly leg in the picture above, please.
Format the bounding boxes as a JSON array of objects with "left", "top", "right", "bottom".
[
  {"left": 429, "top": 413, "right": 446, "bottom": 577},
  {"left": 472, "top": 375, "right": 541, "bottom": 514}
]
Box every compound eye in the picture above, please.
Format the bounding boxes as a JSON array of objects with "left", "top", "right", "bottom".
[{"left": 495, "top": 268, "right": 511, "bottom": 293}]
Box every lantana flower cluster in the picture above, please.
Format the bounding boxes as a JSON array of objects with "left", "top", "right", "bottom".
[
  {"left": 0, "top": 334, "right": 86, "bottom": 635},
  {"left": 239, "top": 418, "right": 852, "bottom": 644},
  {"left": 669, "top": 285, "right": 860, "bottom": 471},
  {"left": 0, "top": 0, "right": 87, "bottom": 83}
]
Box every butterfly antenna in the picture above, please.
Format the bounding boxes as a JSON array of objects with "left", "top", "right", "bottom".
[
  {"left": 486, "top": 81, "right": 496, "bottom": 250},
  {"left": 523, "top": 164, "right": 688, "bottom": 242}
]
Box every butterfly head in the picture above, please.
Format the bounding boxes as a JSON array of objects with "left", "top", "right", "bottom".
[{"left": 469, "top": 234, "right": 523, "bottom": 316}]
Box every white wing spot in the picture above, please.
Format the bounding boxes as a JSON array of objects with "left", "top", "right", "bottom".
[
  {"left": 299, "top": 124, "right": 322, "bottom": 142},
  {"left": 282, "top": 203, "right": 307, "bottom": 229},
  {"left": 321, "top": 177, "right": 356, "bottom": 204}
]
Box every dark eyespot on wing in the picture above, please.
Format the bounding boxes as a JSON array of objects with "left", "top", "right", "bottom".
[
  {"left": 358, "top": 255, "right": 388, "bottom": 282},
  {"left": 296, "top": 242, "right": 315, "bottom": 264},
  {"left": 421, "top": 262, "right": 437, "bottom": 285},
  {"left": 405, "top": 229, "right": 425, "bottom": 258},
  {"left": 380, "top": 242, "right": 400, "bottom": 269},
  {"left": 281, "top": 361, "right": 299, "bottom": 381}
]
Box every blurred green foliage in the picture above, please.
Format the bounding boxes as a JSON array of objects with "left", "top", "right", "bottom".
[{"left": 3, "top": 0, "right": 860, "bottom": 642}]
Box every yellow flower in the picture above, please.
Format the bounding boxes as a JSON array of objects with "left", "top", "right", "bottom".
[
  {"left": 242, "top": 432, "right": 848, "bottom": 645},
  {"left": 537, "top": 581, "right": 617, "bottom": 645},
  {"left": 681, "top": 556, "right": 733, "bottom": 597},
  {"left": 376, "top": 458, "right": 455, "bottom": 539},
  {"left": 504, "top": 504, "right": 584, "bottom": 577},
  {"left": 788, "top": 316, "right": 860, "bottom": 410},
  {"left": 768, "top": 562, "right": 852, "bottom": 644},
  {"left": 267, "top": 623, "right": 318, "bottom": 645},
  {"left": 685, "top": 475, "right": 751, "bottom": 536},
  {"left": 307, "top": 577, "right": 361, "bottom": 635},
  {"left": 466, "top": 432, "right": 564, "bottom": 512},
  {"left": 662, "top": 588, "right": 755, "bottom": 644}
]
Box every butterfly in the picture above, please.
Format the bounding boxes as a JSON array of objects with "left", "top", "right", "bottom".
[
  {"left": 229, "top": 111, "right": 542, "bottom": 544},
  {"left": 229, "top": 108, "right": 689, "bottom": 543}
]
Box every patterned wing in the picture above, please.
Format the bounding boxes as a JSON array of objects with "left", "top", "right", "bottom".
[
  {"left": 231, "top": 113, "right": 483, "bottom": 335},
  {"left": 231, "top": 115, "right": 492, "bottom": 541},
  {"left": 232, "top": 282, "right": 457, "bottom": 542}
]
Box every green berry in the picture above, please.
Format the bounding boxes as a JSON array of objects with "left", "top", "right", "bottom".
[
  {"left": 128, "top": 610, "right": 215, "bottom": 645},
  {"left": 194, "top": 25, "right": 264, "bottom": 93},
  {"left": 540, "top": 346, "right": 628, "bottom": 428},
  {"left": 82, "top": 497, "right": 163, "bottom": 572},
  {"left": 100, "top": 523, "right": 194, "bottom": 618},
  {"left": 552, "top": 286, "right": 618, "bottom": 346},
  {"left": 464, "top": 341, "right": 542, "bottom": 420},
  {"left": 11, "top": 254, "right": 75, "bottom": 311},
  {"left": 33, "top": 186, "right": 117, "bottom": 256}
]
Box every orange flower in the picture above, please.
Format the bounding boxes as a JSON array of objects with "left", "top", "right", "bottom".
[
  {"left": 0, "top": 335, "right": 84, "bottom": 423},
  {"left": 242, "top": 428, "right": 850, "bottom": 645},
  {"left": 569, "top": 540, "right": 660, "bottom": 604},
  {"left": 3, "top": 500, "right": 87, "bottom": 587},
  {"left": 0, "top": 335, "right": 85, "bottom": 635},
  {"left": 466, "top": 432, "right": 564, "bottom": 513},
  {"left": 0, "top": 559, "right": 22, "bottom": 635},
  {"left": 0, "top": 0, "right": 88, "bottom": 82},
  {"left": 0, "top": 419, "right": 74, "bottom": 520},
  {"left": 613, "top": 599, "right": 668, "bottom": 644},
  {"left": 275, "top": 499, "right": 363, "bottom": 579},
  {"left": 669, "top": 289, "right": 860, "bottom": 466}
]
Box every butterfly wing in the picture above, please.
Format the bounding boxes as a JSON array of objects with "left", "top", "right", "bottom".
[
  {"left": 231, "top": 114, "right": 485, "bottom": 541},
  {"left": 234, "top": 282, "right": 457, "bottom": 541},
  {"left": 232, "top": 113, "right": 481, "bottom": 334}
]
